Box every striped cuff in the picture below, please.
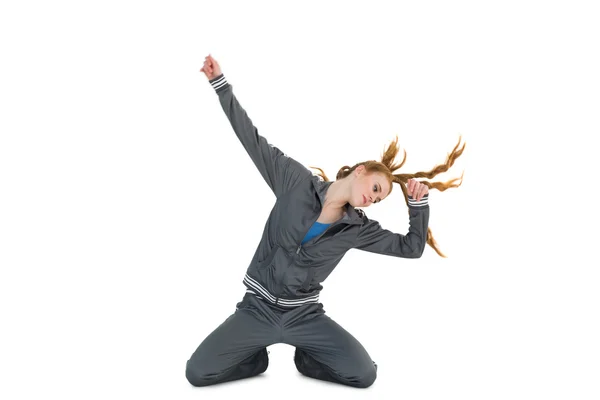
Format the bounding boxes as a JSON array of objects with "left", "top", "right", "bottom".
[
  {"left": 208, "top": 73, "right": 230, "bottom": 93},
  {"left": 408, "top": 193, "right": 428, "bottom": 208}
]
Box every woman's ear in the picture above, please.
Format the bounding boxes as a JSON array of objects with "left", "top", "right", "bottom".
[{"left": 355, "top": 165, "right": 365, "bottom": 175}]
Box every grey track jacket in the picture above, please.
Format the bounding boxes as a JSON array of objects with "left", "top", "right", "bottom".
[{"left": 208, "top": 73, "right": 430, "bottom": 308}]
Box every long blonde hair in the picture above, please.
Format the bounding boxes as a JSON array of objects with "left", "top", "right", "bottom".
[{"left": 310, "top": 136, "right": 465, "bottom": 257}]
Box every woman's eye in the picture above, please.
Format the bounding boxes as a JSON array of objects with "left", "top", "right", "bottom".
[{"left": 373, "top": 185, "right": 378, "bottom": 192}]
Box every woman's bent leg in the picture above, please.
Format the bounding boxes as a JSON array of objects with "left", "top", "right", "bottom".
[
  {"left": 284, "top": 304, "right": 377, "bottom": 388},
  {"left": 185, "top": 294, "right": 280, "bottom": 387}
]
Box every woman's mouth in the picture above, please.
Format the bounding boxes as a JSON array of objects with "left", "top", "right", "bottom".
[{"left": 362, "top": 195, "right": 367, "bottom": 205}]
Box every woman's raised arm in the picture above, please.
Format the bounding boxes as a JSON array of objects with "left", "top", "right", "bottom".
[{"left": 200, "top": 55, "right": 311, "bottom": 197}]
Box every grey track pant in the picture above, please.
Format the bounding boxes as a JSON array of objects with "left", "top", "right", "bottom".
[{"left": 185, "top": 293, "right": 377, "bottom": 388}]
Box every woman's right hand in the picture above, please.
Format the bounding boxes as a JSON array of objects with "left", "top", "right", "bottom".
[{"left": 200, "top": 54, "right": 222, "bottom": 80}]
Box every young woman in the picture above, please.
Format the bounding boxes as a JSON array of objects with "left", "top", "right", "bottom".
[{"left": 186, "top": 54, "right": 465, "bottom": 389}]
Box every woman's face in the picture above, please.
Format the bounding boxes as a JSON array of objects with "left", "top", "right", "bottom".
[{"left": 351, "top": 165, "right": 391, "bottom": 208}]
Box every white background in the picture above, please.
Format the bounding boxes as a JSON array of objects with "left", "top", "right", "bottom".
[{"left": 1, "top": 1, "right": 599, "bottom": 399}]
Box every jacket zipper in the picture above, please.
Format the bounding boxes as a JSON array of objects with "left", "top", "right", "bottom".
[
  {"left": 272, "top": 181, "right": 361, "bottom": 305},
  {"left": 274, "top": 215, "right": 319, "bottom": 306},
  {"left": 274, "top": 215, "right": 350, "bottom": 305},
  {"left": 301, "top": 209, "right": 360, "bottom": 250}
]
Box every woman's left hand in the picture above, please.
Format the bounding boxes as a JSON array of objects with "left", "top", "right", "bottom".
[{"left": 407, "top": 179, "right": 428, "bottom": 201}]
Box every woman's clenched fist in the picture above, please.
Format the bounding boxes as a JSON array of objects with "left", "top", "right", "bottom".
[{"left": 200, "top": 54, "right": 222, "bottom": 80}]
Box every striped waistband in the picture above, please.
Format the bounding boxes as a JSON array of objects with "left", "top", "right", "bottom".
[{"left": 243, "top": 273, "right": 320, "bottom": 308}]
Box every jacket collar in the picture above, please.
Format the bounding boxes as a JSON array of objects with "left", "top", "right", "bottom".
[{"left": 311, "top": 176, "right": 365, "bottom": 225}]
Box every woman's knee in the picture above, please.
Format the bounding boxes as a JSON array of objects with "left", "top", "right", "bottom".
[
  {"left": 185, "top": 359, "right": 214, "bottom": 387},
  {"left": 295, "top": 348, "right": 377, "bottom": 388},
  {"left": 185, "top": 348, "right": 269, "bottom": 387},
  {"left": 354, "top": 363, "right": 377, "bottom": 388}
]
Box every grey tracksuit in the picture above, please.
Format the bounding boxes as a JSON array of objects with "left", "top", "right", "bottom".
[{"left": 185, "top": 73, "right": 430, "bottom": 388}]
